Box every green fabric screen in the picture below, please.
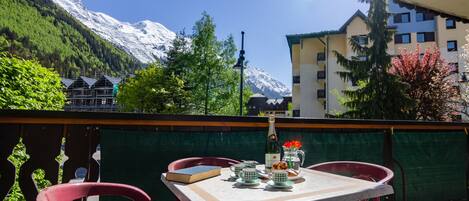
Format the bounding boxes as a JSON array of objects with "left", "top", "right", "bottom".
[
  {"left": 392, "top": 131, "right": 467, "bottom": 201},
  {"left": 101, "top": 129, "right": 384, "bottom": 200}
]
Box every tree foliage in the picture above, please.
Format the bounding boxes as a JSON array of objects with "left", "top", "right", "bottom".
[
  {"left": 0, "top": 53, "right": 65, "bottom": 110},
  {"left": 117, "top": 63, "right": 189, "bottom": 114},
  {"left": 0, "top": 0, "right": 141, "bottom": 77},
  {"left": 390, "top": 46, "right": 458, "bottom": 121},
  {"left": 335, "top": 0, "right": 412, "bottom": 119},
  {"left": 460, "top": 31, "right": 469, "bottom": 118},
  {"left": 164, "top": 12, "right": 251, "bottom": 115}
]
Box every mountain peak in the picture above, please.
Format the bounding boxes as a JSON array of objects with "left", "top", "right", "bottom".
[{"left": 53, "top": 0, "right": 291, "bottom": 98}]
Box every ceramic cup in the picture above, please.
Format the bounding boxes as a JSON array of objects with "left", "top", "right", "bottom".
[
  {"left": 243, "top": 161, "right": 257, "bottom": 168},
  {"left": 239, "top": 168, "right": 258, "bottom": 183},
  {"left": 271, "top": 170, "right": 288, "bottom": 185},
  {"left": 230, "top": 163, "right": 245, "bottom": 177}
]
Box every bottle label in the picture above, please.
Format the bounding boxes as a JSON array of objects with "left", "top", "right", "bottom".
[{"left": 265, "top": 153, "right": 280, "bottom": 168}]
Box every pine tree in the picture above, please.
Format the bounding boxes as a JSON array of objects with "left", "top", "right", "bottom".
[{"left": 335, "top": 0, "right": 412, "bottom": 119}]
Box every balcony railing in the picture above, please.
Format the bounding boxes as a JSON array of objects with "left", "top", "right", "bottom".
[
  {"left": 0, "top": 110, "right": 468, "bottom": 200},
  {"left": 317, "top": 89, "right": 326, "bottom": 99},
  {"left": 293, "top": 76, "right": 300, "bottom": 84},
  {"left": 317, "top": 71, "right": 326, "bottom": 80}
]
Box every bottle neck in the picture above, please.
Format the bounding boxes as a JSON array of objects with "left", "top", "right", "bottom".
[{"left": 268, "top": 121, "right": 276, "bottom": 137}]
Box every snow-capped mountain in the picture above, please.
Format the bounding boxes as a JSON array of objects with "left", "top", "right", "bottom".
[
  {"left": 52, "top": 0, "right": 176, "bottom": 63},
  {"left": 245, "top": 67, "right": 291, "bottom": 98},
  {"left": 53, "top": 0, "right": 291, "bottom": 98}
]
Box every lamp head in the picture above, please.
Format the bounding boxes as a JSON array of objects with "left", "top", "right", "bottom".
[{"left": 233, "top": 56, "right": 245, "bottom": 69}]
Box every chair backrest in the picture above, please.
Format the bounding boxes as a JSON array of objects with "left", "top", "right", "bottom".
[
  {"left": 307, "top": 161, "right": 394, "bottom": 184},
  {"left": 168, "top": 157, "right": 240, "bottom": 171},
  {"left": 36, "top": 182, "right": 151, "bottom": 201}
]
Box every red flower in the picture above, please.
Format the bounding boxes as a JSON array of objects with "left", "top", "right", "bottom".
[{"left": 283, "top": 140, "right": 302, "bottom": 149}]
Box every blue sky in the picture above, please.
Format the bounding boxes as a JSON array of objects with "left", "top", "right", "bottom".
[{"left": 82, "top": 0, "right": 369, "bottom": 88}]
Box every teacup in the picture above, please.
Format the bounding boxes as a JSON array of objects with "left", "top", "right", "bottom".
[
  {"left": 230, "top": 163, "right": 245, "bottom": 177},
  {"left": 271, "top": 170, "right": 288, "bottom": 185},
  {"left": 239, "top": 168, "right": 258, "bottom": 183},
  {"left": 243, "top": 161, "right": 257, "bottom": 168}
]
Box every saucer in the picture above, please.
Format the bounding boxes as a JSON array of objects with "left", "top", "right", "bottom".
[
  {"left": 236, "top": 178, "right": 261, "bottom": 186},
  {"left": 267, "top": 180, "right": 294, "bottom": 189},
  {"left": 288, "top": 175, "right": 303, "bottom": 181}
]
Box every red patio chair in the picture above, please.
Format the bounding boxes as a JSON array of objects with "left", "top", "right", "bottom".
[
  {"left": 36, "top": 182, "right": 151, "bottom": 201},
  {"left": 168, "top": 157, "right": 240, "bottom": 171},
  {"left": 307, "top": 161, "right": 394, "bottom": 201}
]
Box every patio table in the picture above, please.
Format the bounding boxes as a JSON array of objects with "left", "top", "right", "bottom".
[{"left": 161, "top": 165, "right": 394, "bottom": 201}]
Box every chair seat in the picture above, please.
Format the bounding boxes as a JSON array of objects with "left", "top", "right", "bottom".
[{"left": 36, "top": 182, "right": 151, "bottom": 201}]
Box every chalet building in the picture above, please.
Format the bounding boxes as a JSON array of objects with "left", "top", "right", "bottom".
[
  {"left": 62, "top": 75, "right": 121, "bottom": 112},
  {"left": 247, "top": 94, "right": 292, "bottom": 117}
]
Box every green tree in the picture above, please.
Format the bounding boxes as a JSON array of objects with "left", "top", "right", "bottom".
[
  {"left": 117, "top": 62, "right": 190, "bottom": 114},
  {"left": 0, "top": 53, "right": 65, "bottom": 110},
  {"left": 165, "top": 12, "right": 251, "bottom": 115},
  {"left": 335, "top": 0, "right": 412, "bottom": 119}
]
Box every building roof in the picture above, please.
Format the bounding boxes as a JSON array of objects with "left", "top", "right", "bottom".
[
  {"left": 61, "top": 78, "right": 74, "bottom": 89},
  {"left": 79, "top": 76, "right": 97, "bottom": 88},
  {"left": 395, "top": 0, "right": 469, "bottom": 22},
  {"left": 266, "top": 98, "right": 284, "bottom": 105},
  {"left": 103, "top": 75, "right": 122, "bottom": 85},
  {"left": 250, "top": 93, "right": 267, "bottom": 98},
  {"left": 286, "top": 10, "right": 367, "bottom": 60}
]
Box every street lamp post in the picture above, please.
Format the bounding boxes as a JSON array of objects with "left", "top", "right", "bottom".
[{"left": 234, "top": 31, "right": 246, "bottom": 116}]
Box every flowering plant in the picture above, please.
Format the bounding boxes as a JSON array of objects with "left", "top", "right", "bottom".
[{"left": 283, "top": 140, "right": 302, "bottom": 149}]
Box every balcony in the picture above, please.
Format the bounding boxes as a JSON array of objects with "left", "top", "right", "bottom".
[
  {"left": 293, "top": 76, "right": 300, "bottom": 84},
  {"left": 317, "top": 71, "right": 326, "bottom": 80},
  {"left": 317, "top": 52, "right": 326, "bottom": 65},
  {"left": 0, "top": 110, "right": 467, "bottom": 200},
  {"left": 317, "top": 89, "right": 326, "bottom": 99}
]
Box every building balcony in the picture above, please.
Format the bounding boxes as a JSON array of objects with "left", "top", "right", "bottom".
[
  {"left": 0, "top": 110, "right": 466, "bottom": 200},
  {"left": 317, "top": 71, "right": 326, "bottom": 80},
  {"left": 317, "top": 89, "right": 326, "bottom": 99},
  {"left": 293, "top": 76, "right": 300, "bottom": 84}
]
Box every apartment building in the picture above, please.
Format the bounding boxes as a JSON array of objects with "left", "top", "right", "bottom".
[{"left": 287, "top": 1, "right": 469, "bottom": 118}]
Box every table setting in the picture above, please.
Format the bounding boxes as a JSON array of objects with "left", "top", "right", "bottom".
[{"left": 161, "top": 116, "right": 394, "bottom": 201}]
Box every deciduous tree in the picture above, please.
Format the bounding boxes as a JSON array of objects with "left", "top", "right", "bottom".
[
  {"left": 390, "top": 46, "right": 458, "bottom": 121},
  {"left": 0, "top": 53, "right": 65, "bottom": 110},
  {"left": 117, "top": 62, "right": 190, "bottom": 114}
]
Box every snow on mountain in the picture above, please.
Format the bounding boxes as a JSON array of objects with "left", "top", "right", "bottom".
[
  {"left": 52, "top": 0, "right": 176, "bottom": 63},
  {"left": 245, "top": 67, "right": 291, "bottom": 98},
  {"left": 53, "top": 0, "right": 291, "bottom": 98}
]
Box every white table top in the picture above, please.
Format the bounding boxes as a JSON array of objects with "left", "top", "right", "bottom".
[{"left": 161, "top": 166, "right": 393, "bottom": 201}]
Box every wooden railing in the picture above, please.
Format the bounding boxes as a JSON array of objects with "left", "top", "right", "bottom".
[{"left": 0, "top": 110, "right": 468, "bottom": 200}]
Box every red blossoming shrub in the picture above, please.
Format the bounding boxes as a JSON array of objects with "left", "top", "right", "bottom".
[{"left": 389, "top": 46, "right": 459, "bottom": 121}]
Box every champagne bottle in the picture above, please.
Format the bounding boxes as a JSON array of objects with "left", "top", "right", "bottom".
[{"left": 265, "top": 115, "right": 280, "bottom": 172}]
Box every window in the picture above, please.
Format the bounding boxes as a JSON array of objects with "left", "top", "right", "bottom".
[
  {"left": 395, "top": 33, "right": 411, "bottom": 44},
  {"left": 447, "top": 40, "right": 458, "bottom": 51},
  {"left": 416, "top": 11, "right": 434, "bottom": 21},
  {"left": 417, "top": 32, "right": 435, "bottom": 43},
  {"left": 352, "top": 35, "right": 368, "bottom": 46},
  {"left": 446, "top": 19, "right": 456, "bottom": 29},
  {"left": 394, "top": 13, "right": 410, "bottom": 23}
]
